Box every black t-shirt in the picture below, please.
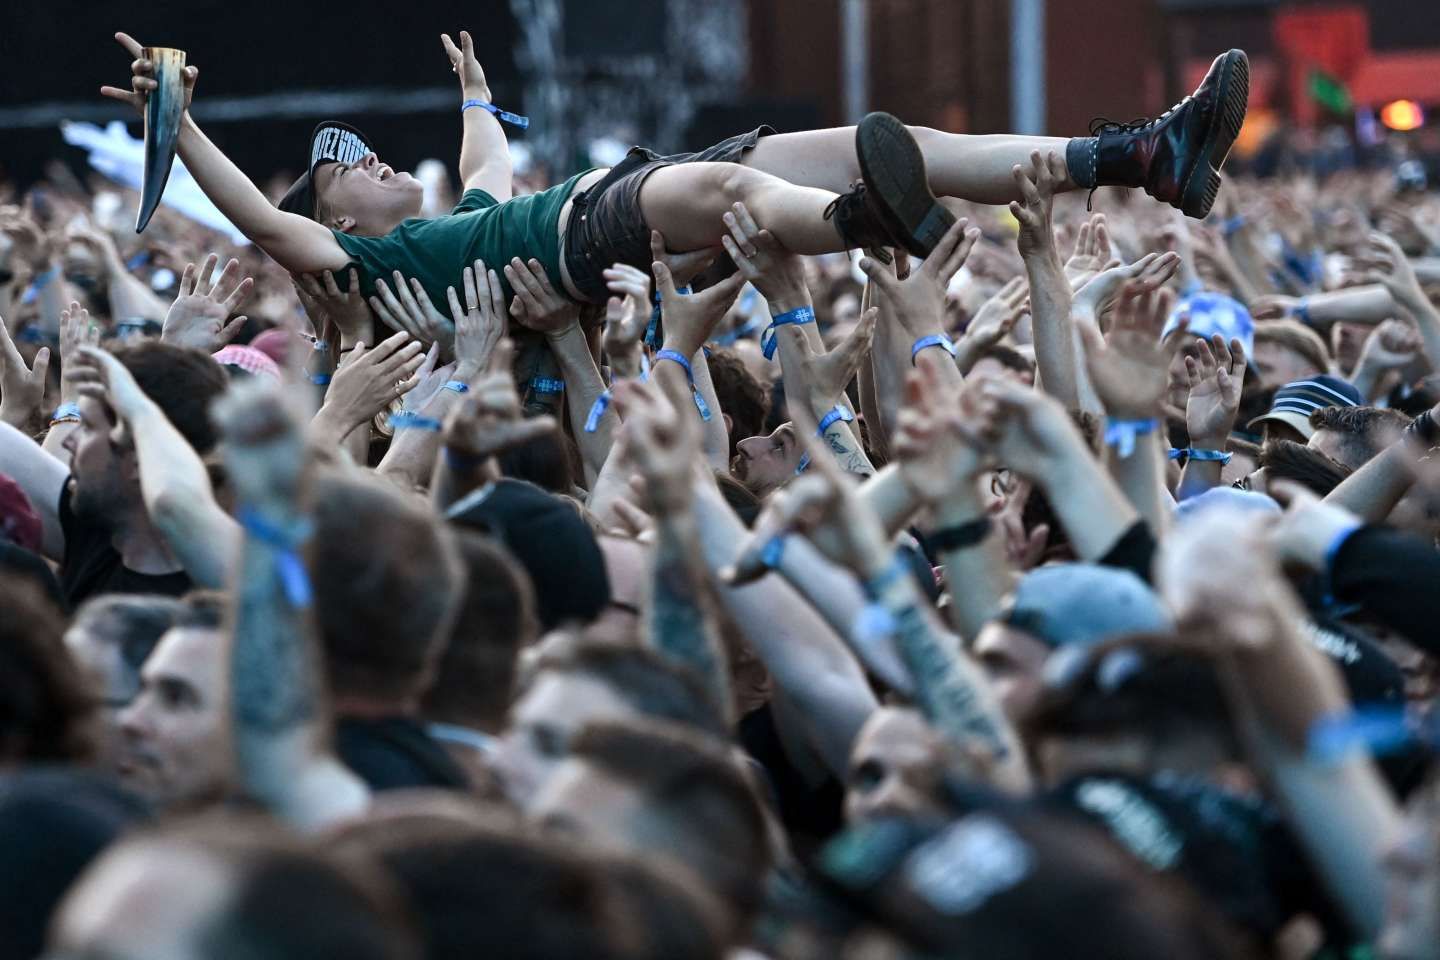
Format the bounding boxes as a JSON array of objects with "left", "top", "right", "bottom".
[
  {"left": 57, "top": 483, "right": 190, "bottom": 607},
  {"left": 335, "top": 715, "right": 471, "bottom": 792},
  {"left": 739, "top": 703, "right": 846, "bottom": 856}
]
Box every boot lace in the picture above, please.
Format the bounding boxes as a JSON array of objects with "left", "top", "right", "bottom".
[{"left": 823, "top": 183, "right": 894, "bottom": 265}]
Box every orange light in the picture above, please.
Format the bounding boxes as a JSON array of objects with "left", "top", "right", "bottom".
[{"left": 1380, "top": 100, "right": 1424, "bottom": 132}]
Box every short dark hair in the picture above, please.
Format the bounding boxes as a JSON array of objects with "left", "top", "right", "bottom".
[
  {"left": 1258, "top": 439, "right": 1352, "bottom": 496},
  {"left": 1308, "top": 405, "right": 1412, "bottom": 470},
  {"left": 174, "top": 589, "right": 229, "bottom": 631},
  {"left": 495, "top": 430, "right": 579, "bottom": 494},
  {"left": 522, "top": 642, "right": 729, "bottom": 740},
  {"left": 705, "top": 346, "right": 770, "bottom": 458},
  {"left": 329, "top": 809, "right": 638, "bottom": 960},
  {"left": 569, "top": 719, "right": 771, "bottom": 923},
  {"left": 312, "top": 471, "right": 464, "bottom": 703},
  {"left": 422, "top": 531, "right": 538, "bottom": 732},
  {"left": 0, "top": 576, "right": 94, "bottom": 764},
  {"left": 112, "top": 341, "right": 228, "bottom": 454},
  {"left": 973, "top": 343, "right": 1035, "bottom": 376},
  {"left": 69, "top": 593, "right": 183, "bottom": 676}
]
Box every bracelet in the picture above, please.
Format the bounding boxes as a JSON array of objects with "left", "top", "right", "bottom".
[
  {"left": 442, "top": 380, "right": 470, "bottom": 395},
  {"left": 1406, "top": 410, "right": 1439, "bottom": 447},
  {"left": 795, "top": 451, "right": 811, "bottom": 475},
  {"left": 760, "top": 305, "right": 816, "bottom": 360},
  {"left": 816, "top": 405, "right": 854, "bottom": 437},
  {"left": 1103, "top": 417, "right": 1159, "bottom": 458},
  {"left": 20, "top": 265, "right": 59, "bottom": 306},
  {"left": 584, "top": 389, "right": 613, "bottom": 433},
  {"left": 927, "top": 516, "right": 992, "bottom": 552},
  {"left": 460, "top": 98, "right": 530, "bottom": 129},
  {"left": 654, "top": 349, "right": 693, "bottom": 383},
  {"left": 389, "top": 411, "right": 442, "bottom": 431},
  {"left": 1294, "top": 299, "right": 1313, "bottom": 327},
  {"left": 1167, "top": 447, "right": 1232, "bottom": 464},
  {"left": 910, "top": 333, "right": 957, "bottom": 365},
  {"left": 853, "top": 603, "right": 899, "bottom": 643},
  {"left": 50, "top": 402, "right": 81, "bottom": 425},
  {"left": 760, "top": 534, "right": 787, "bottom": 570},
  {"left": 312, "top": 340, "right": 329, "bottom": 352},
  {"left": 529, "top": 377, "right": 565, "bottom": 395},
  {"left": 444, "top": 446, "right": 488, "bottom": 472},
  {"left": 236, "top": 506, "right": 313, "bottom": 608},
  {"left": 863, "top": 553, "right": 911, "bottom": 601},
  {"left": 646, "top": 285, "right": 691, "bottom": 349},
  {"left": 310, "top": 374, "right": 332, "bottom": 386}
]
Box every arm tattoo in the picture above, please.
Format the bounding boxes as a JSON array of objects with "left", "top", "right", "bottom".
[
  {"left": 647, "top": 518, "right": 732, "bottom": 715},
  {"left": 889, "top": 601, "right": 1009, "bottom": 759},
  {"left": 825, "top": 430, "right": 876, "bottom": 477},
  {"left": 231, "top": 537, "right": 319, "bottom": 752}
]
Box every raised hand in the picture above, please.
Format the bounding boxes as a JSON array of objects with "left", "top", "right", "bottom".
[
  {"left": 719, "top": 202, "right": 807, "bottom": 307},
  {"left": 0, "top": 313, "right": 50, "bottom": 428},
  {"left": 293, "top": 268, "right": 373, "bottom": 344},
  {"left": 649, "top": 230, "right": 721, "bottom": 291},
  {"left": 447, "top": 260, "right": 506, "bottom": 375},
  {"left": 1009, "top": 150, "right": 1067, "bottom": 260},
  {"left": 1360, "top": 231, "right": 1429, "bottom": 313},
  {"left": 99, "top": 32, "right": 199, "bottom": 118},
  {"left": 64, "top": 345, "right": 152, "bottom": 439},
  {"left": 0, "top": 209, "right": 52, "bottom": 270},
  {"left": 601, "top": 262, "right": 651, "bottom": 376},
  {"left": 1249, "top": 294, "right": 1304, "bottom": 322},
  {"left": 791, "top": 306, "right": 877, "bottom": 414},
  {"left": 440, "top": 30, "right": 490, "bottom": 99},
  {"left": 505, "top": 257, "right": 580, "bottom": 337},
  {"left": 316, "top": 331, "right": 426, "bottom": 434},
  {"left": 654, "top": 253, "right": 747, "bottom": 357},
  {"left": 1079, "top": 285, "right": 1185, "bottom": 418},
  {"left": 613, "top": 376, "right": 702, "bottom": 515},
  {"left": 859, "top": 218, "right": 981, "bottom": 340},
  {"left": 958, "top": 276, "right": 1027, "bottom": 367},
  {"left": 1072, "top": 251, "right": 1182, "bottom": 323},
  {"left": 978, "top": 377, "right": 1087, "bottom": 481},
  {"left": 372, "top": 270, "right": 457, "bottom": 355},
  {"left": 1183, "top": 333, "right": 1246, "bottom": 447},
  {"left": 1063, "top": 213, "right": 1114, "bottom": 284},
  {"left": 57, "top": 301, "right": 101, "bottom": 400},
  {"left": 442, "top": 339, "right": 556, "bottom": 461},
  {"left": 893, "top": 363, "right": 998, "bottom": 505},
  {"left": 1357, "top": 318, "right": 1423, "bottom": 374},
  {"left": 162, "top": 254, "right": 252, "bottom": 352}
]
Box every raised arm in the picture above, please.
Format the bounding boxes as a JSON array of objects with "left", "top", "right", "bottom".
[
  {"left": 213, "top": 380, "right": 370, "bottom": 831},
  {"left": 1010, "top": 151, "right": 1082, "bottom": 408},
  {"left": 1176, "top": 333, "right": 1246, "bottom": 500},
  {"left": 103, "top": 34, "right": 347, "bottom": 274},
  {"left": 441, "top": 31, "right": 514, "bottom": 202}
]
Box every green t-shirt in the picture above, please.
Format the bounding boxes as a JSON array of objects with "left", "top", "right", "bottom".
[{"left": 332, "top": 169, "right": 591, "bottom": 311}]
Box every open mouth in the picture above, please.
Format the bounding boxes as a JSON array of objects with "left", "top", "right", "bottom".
[{"left": 377, "top": 164, "right": 394, "bottom": 181}]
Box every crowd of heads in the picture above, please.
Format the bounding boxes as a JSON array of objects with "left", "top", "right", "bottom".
[{"left": 1, "top": 92, "right": 1440, "bottom": 960}]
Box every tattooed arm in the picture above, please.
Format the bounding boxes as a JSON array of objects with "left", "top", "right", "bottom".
[
  {"left": 647, "top": 509, "right": 732, "bottom": 717},
  {"left": 215, "top": 381, "right": 369, "bottom": 831}
]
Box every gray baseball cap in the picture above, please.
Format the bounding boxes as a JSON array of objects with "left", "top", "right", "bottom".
[{"left": 1000, "top": 564, "right": 1172, "bottom": 649}]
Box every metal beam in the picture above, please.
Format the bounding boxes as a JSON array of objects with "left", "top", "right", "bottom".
[{"left": 1010, "top": 0, "right": 1046, "bottom": 134}]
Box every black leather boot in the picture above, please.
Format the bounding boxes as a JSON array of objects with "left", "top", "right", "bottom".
[{"left": 852, "top": 112, "right": 956, "bottom": 258}]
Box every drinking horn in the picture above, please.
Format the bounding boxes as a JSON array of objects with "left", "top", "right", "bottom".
[{"left": 135, "top": 47, "right": 186, "bottom": 234}]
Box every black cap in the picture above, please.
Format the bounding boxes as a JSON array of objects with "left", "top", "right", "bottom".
[
  {"left": 277, "top": 121, "right": 377, "bottom": 221},
  {"left": 445, "top": 479, "right": 610, "bottom": 631}
]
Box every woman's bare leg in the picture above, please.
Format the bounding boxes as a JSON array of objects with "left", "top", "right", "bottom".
[{"left": 742, "top": 127, "right": 1075, "bottom": 204}]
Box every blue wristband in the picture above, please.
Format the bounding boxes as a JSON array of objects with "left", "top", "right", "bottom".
[
  {"left": 794, "top": 452, "right": 811, "bottom": 475},
  {"left": 1220, "top": 215, "right": 1246, "bottom": 237},
  {"left": 816, "top": 405, "right": 854, "bottom": 436},
  {"left": 760, "top": 534, "right": 787, "bottom": 570},
  {"left": 460, "top": 99, "right": 530, "bottom": 129},
  {"left": 654, "top": 349, "right": 693, "bottom": 383},
  {"left": 853, "top": 603, "right": 899, "bottom": 643},
  {"left": 442, "top": 380, "right": 470, "bottom": 395},
  {"left": 50, "top": 402, "right": 81, "bottom": 423},
  {"left": 1294, "top": 299, "right": 1313, "bottom": 327},
  {"left": 236, "top": 507, "right": 313, "bottom": 608},
  {"left": 584, "top": 390, "right": 613, "bottom": 433},
  {"left": 389, "top": 411, "right": 443, "bottom": 431},
  {"left": 529, "top": 377, "right": 565, "bottom": 395},
  {"left": 760, "top": 305, "right": 816, "bottom": 360},
  {"left": 1103, "top": 417, "right": 1159, "bottom": 458},
  {"left": 310, "top": 373, "right": 332, "bottom": 386},
  {"left": 20, "top": 265, "right": 59, "bottom": 305},
  {"left": 910, "top": 333, "right": 957, "bottom": 365},
  {"left": 646, "top": 285, "right": 691, "bottom": 349},
  {"left": 863, "top": 553, "right": 912, "bottom": 601},
  {"left": 1169, "top": 447, "right": 1232, "bottom": 464}
]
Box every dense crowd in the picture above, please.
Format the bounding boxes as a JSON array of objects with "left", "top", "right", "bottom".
[{"left": 1, "top": 29, "right": 1439, "bottom": 960}]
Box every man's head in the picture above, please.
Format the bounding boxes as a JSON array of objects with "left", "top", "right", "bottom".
[
  {"left": 421, "top": 531, "right": 538, "bottom": 734},
  {"left": 1307, "top": 405, "right": 1412, "bottom": 471},
  {"left": 1240, "top": 439, "right": 1351, "bottom": 497},
  {"left": 969, "top": 343, "right": 1036, "bottom": 386},
  {"left": 844, "top": 707, "right": 953, "bottom": 825},
  {"left": 116, "top": 591, "right": 232, "bottom": 810},
  {"left": 64, "top": 593, "right": 184, "bottom": 772},
  {"left": 705, "top": 346, "right": 771, "bottom": 460},
  {"left": 971, "top": 564, "right": 1173, "bottom": 723},
  {"left": 1246, "top": 373, "right": 1363, "bottom": 442},
  {"left": 1251, "top": 320, "right": 1330, "bottom": 388},
  {"left": 499, "top": 641, "right": 727, "bottom": 803},
  {"left": 53, "top": 814, "right": 418, "bottom": 960},
  {"left": 62, "top": 342, "right": 227, "bottom": 526},
  {"left": 312, "top": 470, "right": 465, "bottom": 710},
  {"left": 732, "top": 422, "right": 803, "bottom": 496},
  {"left": 528, "top": 719, "right": 771, "bottom": 932},
  {"left": 278, "top": 122, "right": 422, "bottom": 237}
]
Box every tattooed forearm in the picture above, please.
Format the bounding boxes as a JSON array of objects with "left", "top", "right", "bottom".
[
  {"left": 825, "top": 427, "right": 876, "bottom": 477},
  {"left": 647, "top": 516, "right": 732, "bottom": 716},
  {"left": 889, "top": 601, "right": 1009, "bottom": 759}
]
